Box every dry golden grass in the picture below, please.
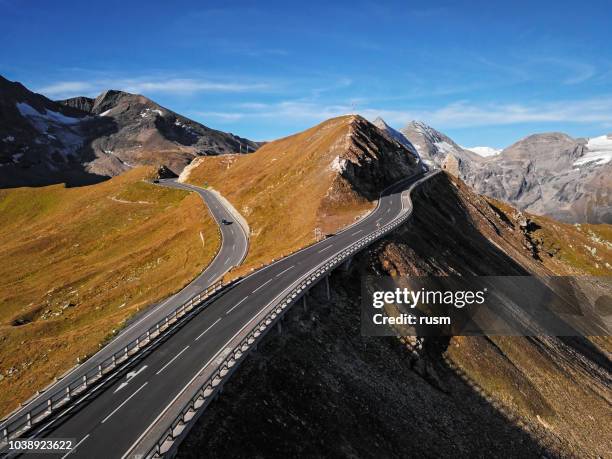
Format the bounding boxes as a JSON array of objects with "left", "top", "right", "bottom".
[
  {"left": 0, "top": 167, "right": 220, "bottom": 416},
  {"left": 447, "top": 335, "right": 612, "bottom": 457},
  {"left": 184, "top": 115, "right": 374, "bottom": 277}
]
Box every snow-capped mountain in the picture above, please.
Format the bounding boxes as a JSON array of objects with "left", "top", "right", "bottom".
[
  {"left": 464, "top": 146, "right": 501, "bottom": 157},
  {"left": 398, "top": 121, "right": 484, "bottom": 178},
  {"left": 376, "top": 118, "right": 610, "bottom": 223},
  {"left": 460, "top": 131, "right": 610, "bottom": 223},
  {"left": 0, "top": 75, "right": 257, "bottom": 187},
  {"left": 574, "top": 135, "right": 612, "bottom": 167}
]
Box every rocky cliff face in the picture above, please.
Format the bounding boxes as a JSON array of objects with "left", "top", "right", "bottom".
[
  {"left": 467, "top": 132, "right": 611, "bottom": 223},
  {"left": 0, "top": 75, "right": 257, "bottom": 187},
  {"left": 400, "top": 120, "right": 483, "bottom": 171},
  {"left": 372, "top": 117, "right": 421, "bottom": 161},
  {"left": 177, "top": 172, "right": 611, "bottom": 458},
  {"left": 393, "top": 119, "right": 611, "bottom": 223},
  {"left": 327, "top": 115, "right": 424, "bottom": 202}
]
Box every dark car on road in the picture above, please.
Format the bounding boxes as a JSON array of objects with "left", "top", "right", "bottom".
[{"left": 221, "top": 219, "right": 233, "bottom": 225}]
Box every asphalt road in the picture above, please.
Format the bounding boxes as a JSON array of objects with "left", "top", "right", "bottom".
[
  {"left": 11, "top": 172, "right": 430, "bottom": 459},
  {"left": 0, "top": 179, "right": 247, "bottom": 440}
]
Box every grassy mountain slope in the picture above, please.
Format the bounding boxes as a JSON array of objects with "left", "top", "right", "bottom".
[
  {"left": 0, "top": 167, "right": 220, "bottom": 415},
  {"left": 182, "top": 115, "right": 421, "bottom": 275}
]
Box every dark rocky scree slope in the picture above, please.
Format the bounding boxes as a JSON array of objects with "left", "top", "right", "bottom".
[
  {"left": 178, "top": 173, "right": 610, "bottom": 458},
  {"left": 0, "top": 75, "right": 257, "bottom": 188}
]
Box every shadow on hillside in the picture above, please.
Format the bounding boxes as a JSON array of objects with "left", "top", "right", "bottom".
[
  {"left": 400, "top": 172, "right": 611, "bottom": 374},
  {"left": 0, "top": 116, "right": 118, "bottom": 189},
  {"left": 176, "top": 269, "right": 552, "bottom": 458}
]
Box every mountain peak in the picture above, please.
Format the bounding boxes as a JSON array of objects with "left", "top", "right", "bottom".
[
  {"left": 1, "top": 77, "right": 258, "bottom": 188},
  {"left": 370, "top": 117, "right": 420, "bottom": 160},
  {"left": 372, "top": 116, "right": 390, "bottom": 128}
]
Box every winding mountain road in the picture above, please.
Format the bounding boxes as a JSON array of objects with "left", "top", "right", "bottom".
[
  {"left": 0, "top": 180, "right": 248, "bottom": 448},
  {"left": 6, "top": 171, "right": 436, "bottom": 458}
]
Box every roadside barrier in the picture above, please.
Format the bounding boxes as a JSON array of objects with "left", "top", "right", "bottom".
[
  {"left": 0, "top": 280, "right": 224, "bottom": 445},
  {"left": 143, "top": 172, "right": 437, "bottom": 458}
]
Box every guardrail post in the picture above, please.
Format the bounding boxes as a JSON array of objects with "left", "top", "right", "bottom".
[
  {"left": 146, "top": 330, "right": 151, "bottom": 342},
  {"left": 112, "top": 355, "right": 116, "bottom": 367},
  {"left": 83, "top": 375, "right": 87, "bottom": 387},
  {"left": 124, "top": 346, "right": 128, "bottom": 357},
  {"left": 26, "top": 412, "right": 31, "bottom": 428},
  {"left": 2, "top": 427, "right": 8, "bottom": 441},
  {"left": 136, "top": 337, "right": 140, "bottom": 348},
  {"left": 66, "top": 386, "right": 71, "bottom": 398},
  {"left": 47, "top": 399, "right": 52, "bottom": 411},
  {"left": 98, "top": 365, "right": 102, "bottom": 377}
]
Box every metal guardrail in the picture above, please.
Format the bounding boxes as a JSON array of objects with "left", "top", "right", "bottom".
[
  {"left": 143, "top": 175, "right": 432, "bottom": 458},
  {"left": 0, "top": 279, "right": 225, "bottom": 445}
]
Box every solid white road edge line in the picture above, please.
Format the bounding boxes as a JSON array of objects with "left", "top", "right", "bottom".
[{"left": 121, "top": 277, "right": 306, "bottom": 459}]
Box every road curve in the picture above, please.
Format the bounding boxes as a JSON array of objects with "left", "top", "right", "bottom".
[
  {"left": 0, "top": 180, "right": 248, "bottom": 438},
  {"left": 13, "top": 171, "right": 435, "bottom": 459}
]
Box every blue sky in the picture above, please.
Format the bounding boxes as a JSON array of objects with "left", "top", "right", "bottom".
[{"left": 1, "top": 0, "right": 611, "bottom": 148}]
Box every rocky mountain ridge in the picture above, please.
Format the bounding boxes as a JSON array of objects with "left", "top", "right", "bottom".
[
  {"left": 0, "top": 75, "right": 257, "bottom": 187},
  {"left": 376, "top": 117, "right": 611, "bottom": 223}
]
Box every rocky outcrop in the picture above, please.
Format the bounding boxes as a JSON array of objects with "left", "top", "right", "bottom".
[
  {"left": 154, "top": 164, "right": 177, "bottom": 179},
  {"left": 441, "top": 153, "right": 459, "bottom": 176},
  {"left": 327, "top": 116, "right": 422, "bottom": 202}
]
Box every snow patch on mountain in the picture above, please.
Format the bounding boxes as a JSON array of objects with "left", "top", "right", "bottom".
[
  {"left": 16, "top": 102, "right": 85, "bottom": 158},
  {"left": 434, "top": 141, "right": 455, "bottom": 154},
  {"left": 465, "top": 146, "right": 501, "bottom": 157},
  {"left": 140, "top": 108, "right": 163, "bottom": 118},
  {"left": 574, "top": 135, "right": 612, "bottom": 167},
  {"left": 17, "top": 102, "right": 81, "bottom": 125}
]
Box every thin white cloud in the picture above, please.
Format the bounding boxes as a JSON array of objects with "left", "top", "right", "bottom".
[
  {"left": 362, "top": 97, "right": 612, "bottom": 128},
  {"left": 198, "top": 96, "right": 612, "bottom": 130},
  {"left": 37, "top": 77, "right": 272, "bottom": 98},
  {"left": 36, "top": 81, "right": 96, "bottom": 97}
]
